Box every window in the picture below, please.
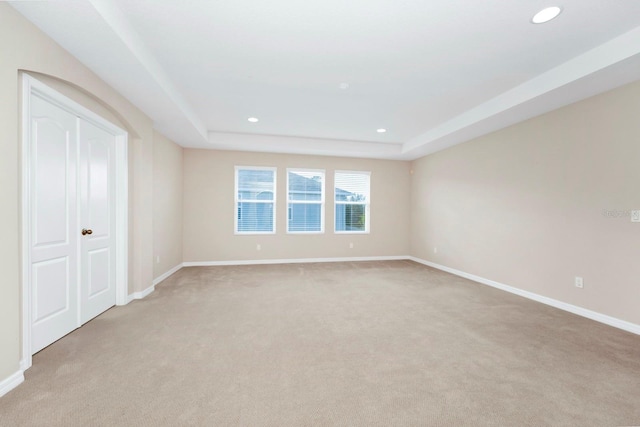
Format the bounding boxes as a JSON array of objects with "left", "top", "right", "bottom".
[
  {"left": 235, "top": 167, "right": 276, "bottom": 234},
  {"left": 287, "top": 169, "right": 325, "bottom": 233},
  {"left": 335, "top": 171, "right": 370, "bottom": 233}
]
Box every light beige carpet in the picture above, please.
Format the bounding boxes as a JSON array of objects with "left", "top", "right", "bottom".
[{"left": 1, "top": 260, "right": 639, "bottom": 426}]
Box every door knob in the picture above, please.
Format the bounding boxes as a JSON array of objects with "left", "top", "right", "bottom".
[{"left": 81, "top": 229, "right": 93, "bottom": 236}]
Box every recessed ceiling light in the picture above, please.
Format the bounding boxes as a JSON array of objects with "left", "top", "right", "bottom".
[
  {"left": 377, "top": 128, "right": 387, "bottom": 133},
  {"left": 531, "top": 6, "right": 562, "bottom": 24},
  {"left": 339, "top": 83, "right": 350, "bottom": 90},
  {"left": 248, "top": 117, "right": 259, "bottom": 123}
]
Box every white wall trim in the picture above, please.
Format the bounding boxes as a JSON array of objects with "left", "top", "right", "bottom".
[
  {"left": 20, "top": 73, "right": 33, "bottom": 373},
  {"left": 127, "top": 285, "right": 155, "bottom": 303},
  {"left": 408, "top": 256, "right": 640, "bottom": 336},
  {"left": 152, "top": 263, "right": 183, "bottom": 286},
  {"left": 114, "top": 133, "right": 129, "bottom": 306},
  {"left": 0, "top": 370, "right": 24, "bottom": 398},
  {"left": 183, "top": 255, "right": 409, "bottom": 267}
]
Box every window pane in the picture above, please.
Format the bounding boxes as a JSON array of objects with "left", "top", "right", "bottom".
[
  {"left": 236, "top": 167, "right": 276, "bottom": 233},
  {"left": 288, "top": 203, "right": 322, "bottom": 232},
  {"left": 288, "top": 171, "right": 323, "bottom": 201},
  {"left": 335, "top": 171, "right": 370, "bottom": 233},
  {"left": 287, "top": 169, "right": 324, "bottom": 233},
  {"left": 335, "top": 203, "right": 366, "bottom": 232},
  {"left": 237, "top": 202, "right": 274, "bottom": 232},
  {"left": 335, "top": 172, "right": 369, "bottom": 202},
  {"left": 237, "top": 169, "right": 274, "bottom": 201}
]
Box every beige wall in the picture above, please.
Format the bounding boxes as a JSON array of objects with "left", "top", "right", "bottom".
[
  {"left": 0, "top": 4, "right": 155, "bottom": 384},
  {"left": 153, "top": 131, "right": 184, "bottom": 278},
  {"left": 183, "top": 150, "right": 411, "bottom": 262},
  {"left": 410, "top": 79, "right": 640, "bottom": 326}
]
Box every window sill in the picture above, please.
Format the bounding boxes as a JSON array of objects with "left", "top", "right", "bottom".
[
  {"left": 234, "top": 231, "right": 276, "bottom": 235},
  {"left": 286, "top": 231, "right": 325, "bottom": 235},
  {"left": 334, "top": 231, "right": 370, "bottom": 235}
]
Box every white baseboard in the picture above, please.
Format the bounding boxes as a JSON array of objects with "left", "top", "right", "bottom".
[
  {"left": 0, "top": 370, "right": 24, "bottom": 398},
  {"left": 126, "top": 263, "right": 183, "bottom": 304},
  {"left": 183, "top": 255, "right": 410, "bottom": 267},
  {"left": 152, "top": 263, "right": 183, "bottom": 286},
  {"left": 126, "top": 284, "right": 155, "bottom": 303},
  {"left": 408, "top": 256, "right": 640, "bottom": 336}
]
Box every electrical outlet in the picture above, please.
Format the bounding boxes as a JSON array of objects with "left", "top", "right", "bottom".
[
  {"left": 434, "top": 247, "right": 438, "bottom": 254},
  {"left": 349, "top": 242, "right": 354, "bottom": 249},
  {"left": 156, "top": 255, "right": 160, "bottom": 264},
  {"left": 632, "top": 210, "right": 640, "bottom": 223},
  {"left": 256, "top": 244, "right": 261, "bottom": 251},
  {"left": 575, "top": 277, "right": 584, "bottom": 289}
]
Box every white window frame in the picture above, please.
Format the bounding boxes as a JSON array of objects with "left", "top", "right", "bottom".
[
  {"left": 286, "top": 168, "right": 325, "bottom": 234},
  {"left": 234, "top": 166, "right": 277, "bottom": 235},
  {"left": 334, "top": 170, "right": 371, "bottom": 234}
]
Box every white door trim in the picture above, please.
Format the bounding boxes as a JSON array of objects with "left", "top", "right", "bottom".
[{"left": 20, "top": 74, "right": 128, "bottom": 370}]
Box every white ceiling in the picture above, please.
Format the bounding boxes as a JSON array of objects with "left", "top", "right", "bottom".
[{"left": 10, "top": 0, "right": 640, "bottom": 160}]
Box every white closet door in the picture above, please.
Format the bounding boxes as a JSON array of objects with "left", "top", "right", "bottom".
[
  {"left": 79, "top": 120, "right": 117, "bottom": 324},
  {"left": 29, "top": 94, "right": 118, "bottom": 353},
  {"left": 30, "top": 95, "right": 79, "bottom": 354}
]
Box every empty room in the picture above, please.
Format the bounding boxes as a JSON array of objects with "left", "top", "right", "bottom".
[{"left": 1, "top": 1, "right": 639, "bottom": 425}]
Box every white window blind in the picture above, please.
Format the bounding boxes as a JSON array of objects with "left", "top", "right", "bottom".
[
  {"left": 335, "top": 171, "right": 370, "bottom": 233},
  {"left": 287, "top": 169, "right": 325, "bottom": 233},
  {"left": 235, "top": 167, "right": 276, "bottom": 234}
]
